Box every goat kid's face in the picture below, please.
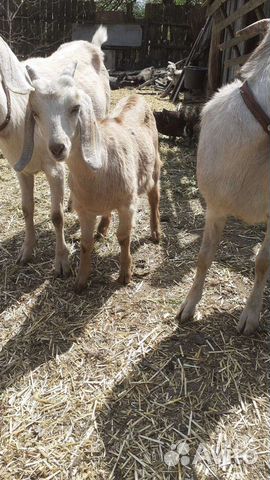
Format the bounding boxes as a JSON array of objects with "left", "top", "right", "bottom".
[
  {"left": 29, "top": 77, "right": 81, "bottom": 162},
  {"left": 15, "top": 64, "right": 103, "bottom": 172}
]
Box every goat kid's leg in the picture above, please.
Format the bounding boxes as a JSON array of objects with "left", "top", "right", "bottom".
[
  {"left": 67, "top": 193, "right": 73, "bottom": 213},
  {"left": 117, "top": 205, "right": 135, "bottom": 285},
  {"left": 45, "top": 166, "right": 70, "bottom": 277},
  {"left": 177, "top": 209, "right": 226, "bottom": 321},
  {"left": 74, "top": 212, "right": 96, "bottom": 293},
  {"left": 96, "top": 214, "right": 112, "bottom": 239},
  {"left": 148, "top": 183, "right": 161, "bottom": 243},
  {"left": 238, "top": 216, "right": 270, "bottom": 335},
  {"left": 66, "top": 172, "right": 73, "bottom": 213},
  {"left": 16, "top": 173, "right": 36, "bottom": 264}
]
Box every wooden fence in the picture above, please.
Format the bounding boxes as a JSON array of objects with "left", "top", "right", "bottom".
[
  {"left": 207, "top": 0, "right": 270, "bottom": 92},
  {"left": 0, "top": 0, "right": 96, "bottom": 58},
  {"left": 142, "top": 3, "right": 205, "bottom": 67},
  {"left": 0, "top": 1, "right": 205, "bottom": 69}
]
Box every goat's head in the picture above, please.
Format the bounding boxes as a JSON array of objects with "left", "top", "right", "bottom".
[
  {"left": 237, "top": 19, "right": 270, "bottom": 79},
  {"left": 0, "top": 36, "right": 33, "bottom": 131},
  {"left": 167, "top": 61, "right": 176, "bottom": 74},
  {"left": 236, "top": 18, "right": 270, "bottom": 37},
  {"left": 15, "top": 63, "right": 102, "bottom": 172}
]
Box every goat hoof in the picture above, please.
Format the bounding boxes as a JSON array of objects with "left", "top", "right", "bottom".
[
  {"left": 16, "top": 255, "right": 30, "bottom": 266},
  {"left": 176, "top": 299, "right": 195, "bottom": 322},
  {"left": 54, "top": 256, "right": 70, "bottom": 278},
  {"left": 237, "top": 308, "right": 260, "bottom": 335},
  {"left": 16, "top": 248, "right": 33, "bottom": 265},
  {"left": 151, "top": 230, "right": 161, "bottom": 243},
  {"left": 54, "top": 268, "right": 70, "bottom": 279},
  {"left": 73, "top": 281, "right": 87, "bottom": 293},
  {"left": 117, "top": 271, "right": 131, "bottom": 285}
]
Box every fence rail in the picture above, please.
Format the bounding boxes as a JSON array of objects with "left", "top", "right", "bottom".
[
  {"left": 0, "top": 1, "right": 205, "bottom": 69},
  {"left": 0, "top": 0, "right": 96, "bottom": 57},
  {"left": 207, "top": 0, "right": 270, "bottom": 91}
]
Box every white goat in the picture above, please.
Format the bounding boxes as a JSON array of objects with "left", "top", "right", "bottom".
[
  {"left": 167, "top": 61, "right": 182, "bottom": 86},
  {"left": 0, "top": 26, "right": 110, "bottom": 276},
  {"left": 16, "top": 66, "right": 161, "bottom": 291},
  {"left": 177, "top": 19, "right": 270, "bottom": 334}
]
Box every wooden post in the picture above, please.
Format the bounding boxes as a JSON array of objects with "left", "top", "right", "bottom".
[
  {"left": 207, "top": 10, "right": 223, "bottom": 95},
  {"left": 171, "top": 16, "right": 211, "bottom": 103}
]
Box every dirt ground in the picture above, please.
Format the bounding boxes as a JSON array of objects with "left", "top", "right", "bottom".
[{"left": 0, "top": 88, "right": 269, "bottom": 480}]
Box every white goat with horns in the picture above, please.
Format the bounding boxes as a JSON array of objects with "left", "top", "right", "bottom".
[
  {"left": 177, "top": 19, "right": 270, "bottom": 334},
  {"left": 0, "top": 26, "right": 110, "bottom": 276},
  {"left": 15, "top": 64, "right": 161, "bottom": 292}
]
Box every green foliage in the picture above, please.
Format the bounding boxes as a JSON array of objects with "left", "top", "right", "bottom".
[
  {"left": 95, "top": 0, "right": 202, "bottom": 14},
  {"left": 96, "top": 0, "right": 133, "bottom": 12}
]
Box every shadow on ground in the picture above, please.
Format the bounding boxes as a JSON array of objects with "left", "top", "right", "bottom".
[
  {"left": 0, "top": 138, "right": 269, "bottom": 398},
  {"left": 96, "top": 308, "right": 269, "bottom": 479}
]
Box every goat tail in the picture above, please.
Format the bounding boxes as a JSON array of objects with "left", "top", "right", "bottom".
[{"left": 92, "top": 25, "right": 108, "bottom": 48}]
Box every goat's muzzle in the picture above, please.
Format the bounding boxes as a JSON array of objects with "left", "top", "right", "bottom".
[{"left": 49, "top": 142, "right": 66, "bottom": 160}]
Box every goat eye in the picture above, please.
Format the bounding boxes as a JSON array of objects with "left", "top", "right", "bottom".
[
  {"left": 70, "top": 105, "right": 80, "bottom": 114},
  {"left": 32, "top": 111, "right": 39, "bottom": 119}
]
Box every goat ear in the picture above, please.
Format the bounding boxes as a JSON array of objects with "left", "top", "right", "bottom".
[
  {"left": 0, "top": 36, "right": 34, "bottom": 93},
  {"left": 26, "top": 65, "right": 39, "bottom": 82},
  {"left": 62, "top": 61, "right": 78, "bottom": 78},
  {"left": 14, "top": 105, "right": 35, "bottom": 172},
  {"left": 79, "top": 97, "right": 102, "bottom": 171}
]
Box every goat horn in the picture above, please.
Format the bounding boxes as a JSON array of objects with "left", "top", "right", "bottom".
[
  {"left": 26, "top": 65, "right": 39, "bottom": 81},
  {"left": 236, "top": 19, "right": 270, "bottom": 37}
]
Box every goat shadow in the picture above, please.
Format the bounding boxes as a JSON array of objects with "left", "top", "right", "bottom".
[
  {"left": 0, "top": 218, "right": 162, "bottom": 393},
  {"left": 96, "top": 307, "right": 269, "bottom": 479}
]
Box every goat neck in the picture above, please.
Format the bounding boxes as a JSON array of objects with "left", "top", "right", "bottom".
[{"left": 0, "top": 90, "right": 28, "bottom": 161}]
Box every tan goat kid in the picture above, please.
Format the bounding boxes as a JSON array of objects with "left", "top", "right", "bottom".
[{"left": 16, "top": 65, "right": 161, "bottom": 291}]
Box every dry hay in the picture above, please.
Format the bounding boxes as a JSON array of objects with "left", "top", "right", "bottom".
[{"left": 0, "top": 87, "right": 269, "bottom": 480}]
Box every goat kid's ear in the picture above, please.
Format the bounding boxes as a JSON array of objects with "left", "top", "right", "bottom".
[
  {"left": 14, "top": 105, "right": 35, "bottom": 172},
  {"left": 26, "top": 65, "right": 39, "bottom": 82},
  {"left": 0, "top": 36, "right": 34, "bottom": 93},
  {"left": 62, "top": 61, "right": 78, "bottom": 78},
  {"left": 79, "top": 96, "right": 102, "bottom": 171}
]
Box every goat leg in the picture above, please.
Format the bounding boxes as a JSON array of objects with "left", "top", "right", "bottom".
[
  {"left": 238, "top": 213, "right": 270, "bottom": 335},
  {"left": 67, "top": 193, "right": 73, "bottom": 213},
  {"left": 96, "top": 214, "right": 112, "bottom": 240},
  {"left": 74, "top": 211, "right": 96, "bottom": 292},
  {"left": 177, "top": 210, "right": 226, "bottom": 321},
  {"left": 45, "top": 165, "right": 70, "bottom": 277},
  {"left": 148, "top": 183, "right": 161, "bottom": 243},
  {"left": 117, "top": 205, "right": 135, "bottom": 285},
  {"left": 16, "top": 172, "right": 36, "bottom": 264}
]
